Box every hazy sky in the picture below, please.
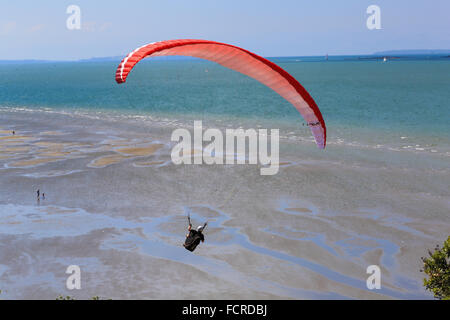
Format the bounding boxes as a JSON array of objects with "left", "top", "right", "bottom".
[{"left": 1, "top": 0, "right": 449, "bottom": 60}]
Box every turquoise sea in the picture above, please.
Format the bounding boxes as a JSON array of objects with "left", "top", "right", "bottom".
[{"left": 1, "top": 55, "right": 449, "bottom": 153}]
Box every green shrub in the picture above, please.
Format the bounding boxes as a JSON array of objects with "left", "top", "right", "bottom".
[{"left": 421, "top": 236, "right": 450, "bottom": 300}]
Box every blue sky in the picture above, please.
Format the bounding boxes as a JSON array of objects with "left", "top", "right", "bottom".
[{"left": 1, "top": 0, "right": 449, "bottom": 60}]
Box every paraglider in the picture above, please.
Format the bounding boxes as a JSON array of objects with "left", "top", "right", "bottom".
[
  {"left": 115, "top": 39, "right": 326, "bottom": 149},
  {"left": 183, "top": 214, "right": 207, "bottom": 252}
]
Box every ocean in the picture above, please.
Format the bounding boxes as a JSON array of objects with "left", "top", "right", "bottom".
[
  {"left": 0, "top": 54, "right": 449, "bottom": 299},
  {"left": 1, "top": 55, "right": 449, "bottom": 154}
]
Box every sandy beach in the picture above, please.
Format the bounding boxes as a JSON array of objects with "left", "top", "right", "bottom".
[{"left": 0, "top": 108, "right": 448, "bottom": 299}]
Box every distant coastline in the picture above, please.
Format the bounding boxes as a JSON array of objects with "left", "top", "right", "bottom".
[
  {"left": 373, "top": 49, "right": 450, "bottom": 55},
  {"left": 1, "top": 49, "right": 450, "bottom": 63}
]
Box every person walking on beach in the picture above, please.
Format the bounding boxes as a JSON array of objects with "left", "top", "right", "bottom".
[
  {"left": 12, "top": 130, "right": 15, "bottom": 135},
  {"left": 42, "top": 193, "right": 45, "bottom": 200},
  {"left": 36, "top": 189, "right": 40, "bottom": 201},
  {"left": 183, "top": 215, "right": 207, "bottom": 252}
]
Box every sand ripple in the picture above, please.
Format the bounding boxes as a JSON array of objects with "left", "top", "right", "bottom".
[
  {"left": 9, "top": 157, "right": 63, "bottom": 167},
  {"left": 116, "top": 144, "right": 163, "bottom": 156}
]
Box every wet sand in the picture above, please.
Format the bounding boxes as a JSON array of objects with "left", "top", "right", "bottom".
[
  {"left": 0, "top": 110, "right": 449, "bottom": 299},
  {"left": 88, "top": 154, "right": 133, "bottom": 168},
  {"left": 116, "top": 144, "right": 163, "bottom": 156},
  {"left": 9, "top": 158, "right": 64, "bottom": 168}
]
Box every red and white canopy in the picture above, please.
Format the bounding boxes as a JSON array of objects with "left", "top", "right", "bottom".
[{"left": 116, "top": 39, "right": 326, "bottom": 149}]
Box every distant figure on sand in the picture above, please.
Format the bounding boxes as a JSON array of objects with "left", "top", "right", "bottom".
[
  {"left": 36, "top": 189, "right": 40, "bottom": 200},
  {"left": 42, "top": 193, "right": 45, "bottom": 200},
  {"left": 12, "top": 130, "right": 15, "bottom": 135},
  {"left": 183, "top": 215, "right": 207, "bottom": 252}
]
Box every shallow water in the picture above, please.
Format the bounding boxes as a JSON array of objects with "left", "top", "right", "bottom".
[
  {"left": 0, "top": 201, "right": 421, "bottom": 299},
  {"left": 0, "top": 57, "right": 449, "bottom": 299}
]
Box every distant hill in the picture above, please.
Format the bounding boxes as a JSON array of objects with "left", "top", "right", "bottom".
[
  {"left": 0, "top": 55, "right": 200, "bottom": 64},
  {"left": 0, "top": 59, "right": 55, "bottom": 64},
  {"left": 78, "top": 56, "right": 124, "bottom": 62},
  {"left": 373, "top": 49, "right": 450, "bottom": 55},
  {"left": 79, "top": 55, "right": 200, "bottom": 62}
]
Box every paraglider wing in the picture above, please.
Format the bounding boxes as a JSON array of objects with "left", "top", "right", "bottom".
[{"left": 116, "top": 39, "right": 326, "bottom": 149}]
